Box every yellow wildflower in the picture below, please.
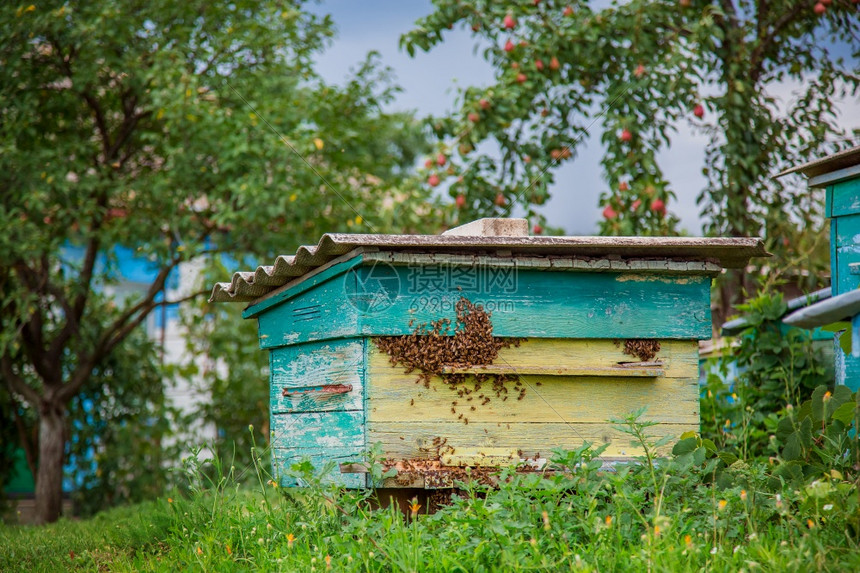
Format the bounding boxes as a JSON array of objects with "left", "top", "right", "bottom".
[
  {"left": 542, "top": 510, "right": 550, "bottom": 530},
  {"left": 605, "top": 515, "right": 613, "bottom": 527},
  {"left": 718, "top": 499, "right": 727, "bottom": 511},
  {"left": 409, "top": 499, "right": 421, "bottom": 519},
  {"left": 287, "top": 533, "right": 296, "bottom": 548}
]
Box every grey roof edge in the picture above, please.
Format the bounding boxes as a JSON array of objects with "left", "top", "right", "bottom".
[
  {"left": 210, "top": 233, "right": 770, "bottom": 303},
  {"left": 783, "top": 288, "right": 860, "bottom": 330},
  {"left": 775, "top": 145, "right": 860, "bottom": 180},
  {"left": 720, "top": 287, "right": 832, "bottom": 336}
]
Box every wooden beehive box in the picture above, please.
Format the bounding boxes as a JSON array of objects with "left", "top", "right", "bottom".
[
  {"left": 779, "top": 145, "right": 860, "bottom": 389},
  {"left": 210, "top": 218, "right": 766, "bottom": 487}
]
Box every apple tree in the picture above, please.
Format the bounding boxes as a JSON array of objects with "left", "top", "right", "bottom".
[
  {"left": 403, "top": 0, "right": 858, "bottom": 301},
  {"left": 0, "top": 0, "right": 430, "bottom": 524}
]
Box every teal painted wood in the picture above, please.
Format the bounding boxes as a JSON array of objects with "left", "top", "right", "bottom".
[
  {"left": 270, "top": 338, "right": 365, "bottom": 414},
  {"left": 831, "top": 178, "right": 860, "bottom": 217},
  {"left": 833, "top": 213, "right": 860, "bottom": 248},
  {"left": 832, "top": 213, "right": 840, "bottom": 297},
  {"left": 256, "top": 270, "right": 361, "bottom": 348},
  {"left": 272, "top": 449, "right": 365, "bottom": 488},
  {"left": 271, "top": 410, "right": 365, "bottom": 488},
  {"left": 256, "top": 265, "right": 713, "bottom": 346},
  {"left": 244, "top": 257, "right": 364, "bottom": 319},
  {"left": 358, "top": 266, "right": 712, "bottom": 340},
  {"left": 826, "top": 186, "right": 833, "bottom": 218},
  {"left": 834, "top": 246, "right": 860, "bottom": 296}
]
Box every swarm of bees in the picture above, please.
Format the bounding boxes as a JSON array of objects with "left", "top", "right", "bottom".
[
  {"left": 620, "top": 338, "right": 661, "bottom": 362},
  {"left": 374, "top": 297, "right": 523, "bottom": 424}
]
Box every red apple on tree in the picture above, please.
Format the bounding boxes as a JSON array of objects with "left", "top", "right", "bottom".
[
  {"left": 814, "top": 2, "right": 826, "bottom": 14},
  {"left": 437, "top": 153, "right": 447, "bottom": 166},
  {"left": 532, "top": 224, "right": 543, "bottom": 235},
  {"left": 634, "top": 64, "right": 646, "bottom": 78},
  {"left": 504, "top": 14, "right": 517, "bottom": 29},
  {"left": 535, "top": 59, "right": 544, "bottom": 71},
  {"left": 495, "top": 193, "right": 506, "bottom": 206},
  {"left": 618, "top": 181, "right": 629, "bottom": 192},
  {"left": 479, "top": 98, "right": 491, "bottom": 110},
  {"left": 651, "top": 198, "right": 666, "bottom": 215},
  {"left": 516, "top": 73, "right": 527, "bottom": 84},
  {"left": 424, "top": 159, "right": 434, "bottom": 169},
  {"left": 468, "top": 112, "right": 480, "bottom": 123},
  {"left": 428, "top": 174, "right": 440, "bottom": 187},
  {"left": 603, "top": 205, "right": 617, "bottom": 219},
  {"left": 549, "top": 57, "right": 560, "bottom": 70},
  {"left": 456, "top": 194, "right": 467, "bottom": 208},
  {"left": 563, "top": 6, "right": 574, "bottom": 17},
  {"left": 693, "top": 104, "right": 704, "bottom": 118},
  {"left": 504, "top": 39, "right": 515, "bottom": 52},
  {"left": 631, "top": 199, "right": 642, "bottom": 210},
  {"left": 620, "top": 129, "right": 633, "bottom": 142}
]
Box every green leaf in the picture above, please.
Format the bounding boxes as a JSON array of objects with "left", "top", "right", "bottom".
[
  {"left": 831, "top": 401, "right": 857, "bottom": 425},
  {"left": 672, "top": 437, "right": 698, "bottom": 456}
]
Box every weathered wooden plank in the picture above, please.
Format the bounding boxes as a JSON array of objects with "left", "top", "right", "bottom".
[
  {"left": 366, "top": 374, "right": 699, "bottom": 424},
  {"left": 270, "top": 410, "right": 365, "bottom": 487},
  {"left": 270, "top": 339, "right": 365, "bottom": 413},
  {"left": 831, "top": 177, "right": 860, "bottom": 217},
  {"left": 272, "top": 448, "right": 366, "bottom": 488},
  {"left": 365, "top": 251, "right": 722, "bottom": 275},
  {"left": 834, "top": 245, "right": 860, "bottom": 295},
  {"left": 256, "top": 272, "right": 361, "bottom": 348},
  {"left": 375, "top": 339, "right": 699, "bottom": 377},
  {"left": 366, "top": 339, "right": 699, "bottom": 425},
  {"left": 244, "top": 255, "right": 364, "bottom": 318},
  {"left": 367, "top": 421, "right": 691, "bottom": 460},
  {"left": 833, "top": 212, "right": 860, "bottom": 248},
  {"left": 271, "top": 410, "right": 364, "bottom": 451},
  {"left": 439, "top": 364, "right": 665, "bottom": 377},
  {"left": 358, "top": 266, "right": 712, "bottom": 340}
]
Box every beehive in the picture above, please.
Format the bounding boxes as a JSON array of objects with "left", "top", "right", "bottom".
[
  {"left": 779, "top": 145, "right": 860, "bottom": 389},
  {"left": 210, "top": 218, "right": 767, "bottom": 487}
]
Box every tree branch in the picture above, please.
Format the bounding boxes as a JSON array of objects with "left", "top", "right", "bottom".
[
  {"left": 748, "top": 1, "right": 806, "bottom": 83},
  {"left": 0, "top": 354, "right": 40, "bottom": 408},
  {"left": 55, "top": 256, "right": 185, "bottom": 403}
]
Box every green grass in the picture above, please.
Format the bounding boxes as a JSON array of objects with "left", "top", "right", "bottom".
[
  {"left": 2, "top": 476, "right": 859, "bottom": 572},
  {"left": 3, "top": 417, "right": 860, "bottom": 572}
]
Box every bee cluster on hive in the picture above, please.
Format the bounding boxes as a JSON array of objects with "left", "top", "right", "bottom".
[
  {"left": 616, "top": 338, "right": 661, "bottom": 362},
  {"left": 373, "top": 297, "right": 524, "bottom": 425}
]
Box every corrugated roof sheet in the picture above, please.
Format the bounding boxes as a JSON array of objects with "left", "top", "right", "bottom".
[
  {"left": 210, "top": 229, "right": 769, "bottom": 304},
  {"left": 775, "top": 145, "right": 860, "bottom": 179}
]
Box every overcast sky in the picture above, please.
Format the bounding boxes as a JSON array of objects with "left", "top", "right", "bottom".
[{"left": 308, "top": 0, "right": 859, "bottom": 235}]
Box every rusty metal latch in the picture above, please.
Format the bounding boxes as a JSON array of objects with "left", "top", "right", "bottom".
[{"left": 282, "top": 384, "right": 353, "bottom": 397}]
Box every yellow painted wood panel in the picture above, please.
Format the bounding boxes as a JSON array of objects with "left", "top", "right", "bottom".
[
  {"left": 490, "top": 339, "right": 698, "bottom": 374},
  {"left": 368, "top": 421, "right": 692, "bottom": 460},
  {"left": 367, "top": 374, "right": 698, "bottom": 424},
  {"left": 366, "top": 338, "right": 699, "bottom": 462},
  {"left": 367, "top": 339, "right": 699, "bottom": 424}
]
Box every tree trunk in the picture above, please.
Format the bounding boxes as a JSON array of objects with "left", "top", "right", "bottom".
[{"left": 34, "top": 400, "right": 66, "bottom": 524}]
